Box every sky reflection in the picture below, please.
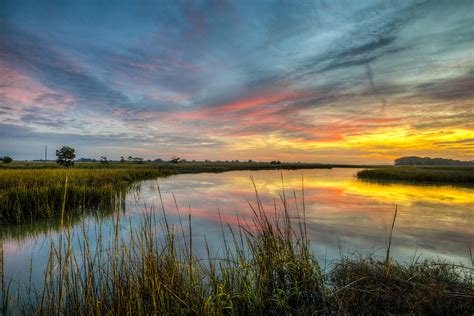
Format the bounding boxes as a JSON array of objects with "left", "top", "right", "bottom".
[{"left": 133, "top": 169, "right": 473, "bottom": 264}]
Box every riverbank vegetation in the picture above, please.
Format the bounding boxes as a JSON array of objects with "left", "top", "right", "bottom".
[
  {"left": 0, "top": 168, "right": 173, "bottom": 224},
  {"left": 357, "top": 166, "right": 474, "bottom": 186},
  {"left": 3, "top": 189, "right": 473, "bottom": 314},
  {"left": 0, "top": 162, "right": 332, "bottom": 225}
]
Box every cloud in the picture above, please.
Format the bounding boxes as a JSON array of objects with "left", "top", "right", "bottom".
[
  {"left": 412, "top": 70, "right": 474, "bottom": 102},
  {"left": 0, "top": 25, "right": 134, "bottom": 111},
  {"left": 0, "top": 0, "right": 473, "bottom": 162}
]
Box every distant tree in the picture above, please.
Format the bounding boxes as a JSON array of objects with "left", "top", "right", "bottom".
[
  {"left": 170, "top": 156, "right": 180, "bottom": 163},
  {"left": 100, "top": 156, "right": 108, "bottom": 164},
  {"left": 133, "top": 157, "right": 144, "bottom": 164},
  {"left": 76, "top": 158, "right": 97, "bottom": 162},
  {"left": 56, "top": 146, "right": 76, "bottom": 166},
  {"left": 394, "top": 156, "right": 474, "bottom": 166},
  {"left": 120, "top": 156, "right": 126, "bottom": 163},
  {"left": 248, "top": 159, "right": 253, "bottom": 163},
  {"left": 0, "top": 156, "right": 13, "bottom": 164},
  {"left": 154, "top": 158, "right": 163, "bottom": 163},
  {"left": 127, "top": 156, "right": 134, "bottom": 162},
  {"left": 270, "top": 160, "right": 281, "bottom": 164}
]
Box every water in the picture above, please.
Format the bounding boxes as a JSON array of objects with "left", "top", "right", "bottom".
[{"left": 1, "top": 168, "right": 473, "bottom": 290}]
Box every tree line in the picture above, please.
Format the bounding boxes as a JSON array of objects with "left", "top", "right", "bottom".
[{"left": 394, "top": 156, "right": 474, "bottom": 166}]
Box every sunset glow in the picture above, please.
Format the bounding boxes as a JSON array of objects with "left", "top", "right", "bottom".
[{"left": 1, "top": 1, "right": 473, "bottom": 162}]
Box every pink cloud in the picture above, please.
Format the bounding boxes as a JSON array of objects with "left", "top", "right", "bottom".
[{"left": 0, "top": 63, "right": 74, "bottom": 112}]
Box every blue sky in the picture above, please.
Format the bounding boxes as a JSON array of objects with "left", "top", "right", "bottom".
[{"left": 1, "top": 0, "right": 473, "bottom": 162}]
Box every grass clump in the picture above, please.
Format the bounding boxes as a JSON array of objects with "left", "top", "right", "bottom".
[{"left": 331, "top": 258, "right": 473, "bottom": 314}]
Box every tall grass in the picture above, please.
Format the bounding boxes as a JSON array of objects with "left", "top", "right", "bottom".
[
  {"left": 0, "top": 168, "right": 174, "bottom": 224},
  {"left": 2, "top": 180, "right": 472, "bottom": 314}
]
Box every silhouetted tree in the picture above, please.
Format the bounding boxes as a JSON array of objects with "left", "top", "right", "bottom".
[
  {"left": 56, "top": 146, "right": 76, "bottom": 166},
  {"left": 120, "top": 156, "right": 126, "bottom": 163},
  {"left": 170, "top": 156, "right": 180, "bottom": 163},
  {"left": 100, "top": 156, "right": 108, "bottom": 164},
  {"left": 0, "top": 156, "right": 13, "bottom": 164}
]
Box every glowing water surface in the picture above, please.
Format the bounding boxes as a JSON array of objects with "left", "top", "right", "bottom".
[{"left": 2, "top": 168, "right": 473, "bottom": 290}]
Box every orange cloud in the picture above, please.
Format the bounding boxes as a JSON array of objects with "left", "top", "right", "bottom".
[{"left": 171, "top": 90, "right": 307, "bottom": 121}]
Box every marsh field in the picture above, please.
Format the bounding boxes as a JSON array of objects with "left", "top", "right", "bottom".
[{"left": 0, "top": 162, "right": 473, "bottom": 314}]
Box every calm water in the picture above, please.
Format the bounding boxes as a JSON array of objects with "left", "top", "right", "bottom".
[{"left": 1, "top": 168, "right": 473, "bottom": 289}]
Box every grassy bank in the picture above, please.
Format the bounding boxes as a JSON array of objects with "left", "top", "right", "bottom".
[
  {"left": 0, "top": 168, "right": 173, "bottom": 224},
  {"left": 3, "top": 190, "right": 473, "bottom": 314},
  {"left": 0, "top": 162, "right": 331, "bottom": 225},
  {"left": 357, "top": 166, "right": 474, "bottom": 185}
]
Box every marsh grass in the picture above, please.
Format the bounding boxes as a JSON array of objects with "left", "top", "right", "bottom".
[
  {"left": 0, "top": 168, "right": 174, "bottom": 224},
  {"left": 356, "top": 166, "right": 474, "bottom": 185},
  {"left": 331, "top": 258, "right": 473, "bottom": 314},
  {"left": 0, "top": 162, "right": 334, "bottom": 225},
  {"left": 1, "top": 177, "right": 473, "bottom": 315}
]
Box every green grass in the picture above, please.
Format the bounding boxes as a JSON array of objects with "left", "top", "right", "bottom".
[
  {"left": 3, "top": 183, "right": 472, "bottom": 314},
  {"left": 356, "top": 166, "right": 474, "bottom": 185},
  {"left": 0, "top": 168, "right": 176, "bottom": 224},
  {"left": 0, "top": 162, "right": 332, "bottom": 225}
]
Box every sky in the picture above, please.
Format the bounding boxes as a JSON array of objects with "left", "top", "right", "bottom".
[{"left": 0, "top": 0, "right": 473, "bottom": 163}]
